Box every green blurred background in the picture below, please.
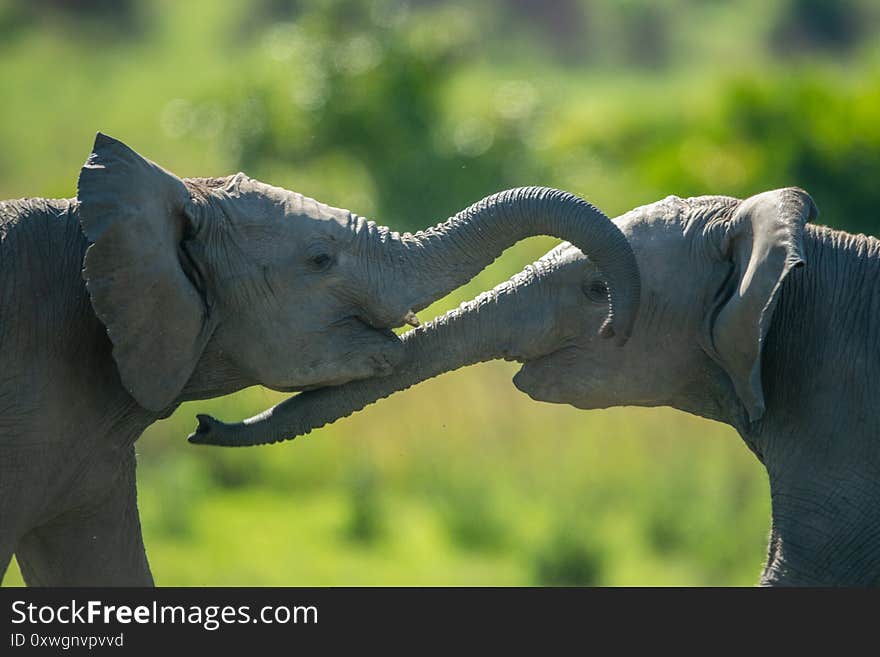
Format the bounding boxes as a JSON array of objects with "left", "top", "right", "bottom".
[{"left": 1, "top": 0, "right": 879, "bottom": 586}]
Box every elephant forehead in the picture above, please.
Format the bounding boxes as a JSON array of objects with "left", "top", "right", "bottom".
[
  {"left": 226, "top": 176, "right": 353, "bottom": 230},
  {"left": 607, "top": 202, "right": 716, "bottom": 296},
  {"left": 614, "top": 196, "right": 685, "bottom": 233},
  {"left": 612, "top": 201, "right": 686, "bottom": 258}
]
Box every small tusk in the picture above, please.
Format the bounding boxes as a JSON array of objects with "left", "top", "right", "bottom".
[{"left": 403, "top": 310, "right": 420, "bottom": 327}]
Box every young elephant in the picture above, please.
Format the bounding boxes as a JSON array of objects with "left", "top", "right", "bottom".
[
  {"left": 194, "top": 187, "right": 880, "bottom": 586},
  {"left": 0, "top": 133, "right": 639, "bottom": 585}
]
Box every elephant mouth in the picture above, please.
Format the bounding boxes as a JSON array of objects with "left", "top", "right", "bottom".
[
  {"left": 512, "top": 346, "right": 581, "bottom": 397},
  {"left": 263, "top": 319, "right": 403, "bottom": 395},
  {"left": 297, "top": 353, "right": 397, "bottom": 390},
  {"left": 333, "top": 314, "right": 400, "bottom": 339},
  {"left": 350, "top": 303, "right": 420, "bottom": 330},
  {"left": 511, "top": 363, "right": 547, "bottom": 401}
]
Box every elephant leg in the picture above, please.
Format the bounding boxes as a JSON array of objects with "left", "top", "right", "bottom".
[
  {"left": 15, "top": 449, "right": 153, "bottom": 586},
  {"left": 0, "top": 493, "right": 24, "bottom": 583},
  {"left": 0, "top": 442, "right": 45, "bottom": 585},
  {"left": 0, "top": 532, "right": 16, "bottom": 584}
]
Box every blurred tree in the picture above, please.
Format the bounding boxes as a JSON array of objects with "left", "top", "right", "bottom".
[
  {"left": 506, "top": 0, "right": 588, "bottom": 60},
  {"left": 718, "top": 78, "right": 880, "bottom": 234},
  {"left": 228, "top": 1, "right": 542, "bottom": 230},
  {"left": 615, "top": 0, "right": 670, "bottom": 69},
  {"left": 4, "top": 0, "right": 148, "bottom": 37},
  {"left": 344, "top": 466, "right": 387, "bottom": 544},
  {"left": 532, "top": 523, "right": 605, "bottom": 586},
  {"left": 771, "top": 0, "right": 866, "bottom": 55}
]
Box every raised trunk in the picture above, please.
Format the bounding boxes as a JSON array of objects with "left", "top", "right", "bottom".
[
  {"left": 189, "top": 268, "right": 538, "bottom": 446},
  {"left": 372, "top": 187, "right": 638, "bottom": 343}
]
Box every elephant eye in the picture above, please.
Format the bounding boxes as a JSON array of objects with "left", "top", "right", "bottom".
[
  {"left": 582, "top": 279, "right": 608, "bottom": 303},
  {"left": 309, "top": 252, "right": 334, "bottom": 271}
]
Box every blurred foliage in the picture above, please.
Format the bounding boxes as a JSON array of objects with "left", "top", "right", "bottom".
[
  {"left": 533, "top": 522, "right": 606, "bottom": 586},
  {"left": 343, "top": 465, "right": 387, "bottom": 544},
  {"left": 2, "top": 0, "right": 878, "bottom": 586}
]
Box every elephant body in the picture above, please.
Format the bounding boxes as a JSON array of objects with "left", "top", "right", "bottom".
[
  {"left": 0, "top": 134, "right": 639, "bottom": 585},
  {"left": 0, "top": 197, "right": 155, "bottom": 584},
  {"left": 754, "top": 224, "right": 880, "bottom": 585},
  {"left": 207, "top": 188, "right": 880, "bottom": 586}
]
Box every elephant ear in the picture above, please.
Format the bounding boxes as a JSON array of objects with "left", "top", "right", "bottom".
[
  {"left": 77, "top": 132, "right": 208, "bottom": 411},
  {"left": 707, "top": 187, "right": 817, "bottom": 422}
]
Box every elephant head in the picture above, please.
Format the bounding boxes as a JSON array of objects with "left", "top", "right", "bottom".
[
  {"left": 78, "top": 133, "right": 640, "bottom": 413},
  {"left": 188, "top": 187, "right": 815, "bottom": 446}
]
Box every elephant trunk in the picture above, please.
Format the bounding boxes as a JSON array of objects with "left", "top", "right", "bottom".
[
  {"left": 188, "top": 268, "right": 541, "bottom": 446},
  {"left": 374, "top": 187, "right": 639, "bottom": 343}
]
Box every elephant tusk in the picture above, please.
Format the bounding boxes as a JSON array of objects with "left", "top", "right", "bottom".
[{"left": 403, "top": 310, "right": 420, "bottom": 327}]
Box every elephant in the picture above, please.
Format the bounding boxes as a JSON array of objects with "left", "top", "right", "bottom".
[
  {"left": 0, "top": 133, "right": 641, "bottom": 586},
  {"left": 192, "top": 187, "right": 880, "bottom": 586}
]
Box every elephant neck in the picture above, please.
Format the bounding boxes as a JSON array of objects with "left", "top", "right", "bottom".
[
  {"left": 753, "top": 409, "right": 880, "bottom": 585},
  {"left": 667, "top": 369, "right": 751, "bottom": 434},
  {"left": 759, "top": 468, "right": 880, "bottom": 585},
  {"left": 741, "top": 225, "right": 880, "bottom": 585}
]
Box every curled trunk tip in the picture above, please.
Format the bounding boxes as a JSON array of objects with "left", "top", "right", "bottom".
[
  {"left": 188, "top": 414, "right": 238, "bottom": 446},
  {"left": 188, "top": 413, "right": 312, "bottom": 447}
]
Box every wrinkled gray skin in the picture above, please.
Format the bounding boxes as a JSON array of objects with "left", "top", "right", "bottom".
[
  {"left": 0, "top": 134, "right": 639, "bottom": 586},
  {"left": 199, "top": 188, "right": 880, "bottom": 586}
]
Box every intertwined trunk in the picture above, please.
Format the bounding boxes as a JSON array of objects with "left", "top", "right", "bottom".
[
  {"left": 190, "top": 187, "right": 641, "bottom": 446},
  {"left": 366, "top": 187, "right": 639, "bottom": 342}
]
